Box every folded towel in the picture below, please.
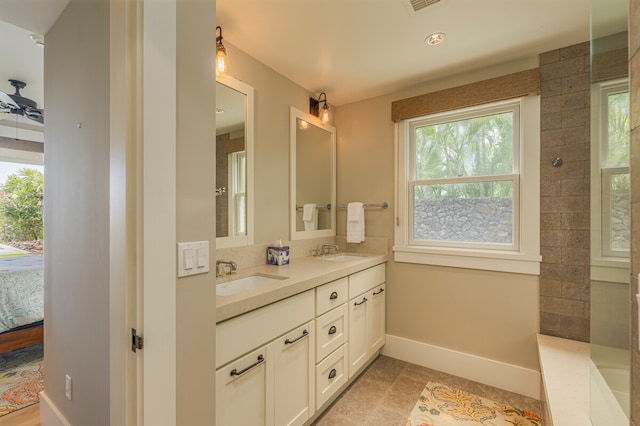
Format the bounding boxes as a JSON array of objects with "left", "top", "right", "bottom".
[
  {"left": 347, "top": 202, "right": 365, "bottom": 243},
  {"left": 303, "top": 203, "right": 318, "bottom": 231}
]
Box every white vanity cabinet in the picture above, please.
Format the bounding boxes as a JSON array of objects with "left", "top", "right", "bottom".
[
  {"left": 348, "top": 264, "right": 386, "bottom": 378},
  {"left": 215, "top": 260, "right": 387, "bottom": 424},
  {"left": 216, "top": 290, "right": 315, "bottom": 426}
]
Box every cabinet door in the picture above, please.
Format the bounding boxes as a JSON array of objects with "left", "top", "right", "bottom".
[
  {"left": 268, "top": 321, "right": 315, "bottom": 426},
  {"left": 367, "top": 284, "right": 386, "bottom": 354},
  {"left": 348, "top": 293, "right": 368, "bottom": 378},
  {"left": 216, "top": 347, "right": 268, "bottom": 426}
]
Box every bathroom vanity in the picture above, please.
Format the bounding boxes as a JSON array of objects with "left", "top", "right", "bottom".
[{"left": 215, "top": 254, "right": 387, "bottom": 425}]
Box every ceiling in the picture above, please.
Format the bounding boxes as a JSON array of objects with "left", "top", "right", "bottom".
[
  {"left": 216, "top": 0, "right": 606, "bottom": 106},
  {"left": 0, "top": 0, "right": 628, "bottom": 125}
]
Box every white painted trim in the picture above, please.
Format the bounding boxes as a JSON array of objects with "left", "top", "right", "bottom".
[
  {"left": 394, "top": 96, "right": 541, "bottom": 276},
  {"left": 382, "top": 334, "right": 541, "bottom": 399},
  {"left": 143, "top": 0, "right": 177, "bottom": 424},
  {"left": 393, "top": 247, "right": 541, "bottom": 275},
  {"left": 591, "top": 265, "right": 630, "bottom": 283},
  {"left": 39, "top": 391, "right": 71, "bottom": 426}
]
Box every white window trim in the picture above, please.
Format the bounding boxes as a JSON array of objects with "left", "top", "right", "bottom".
[
  {"left": 590, "top": 79, "right": 630, "bottom": 283},
  {"left": 394, "top": 96, "right": 541, "bottom": 275}
]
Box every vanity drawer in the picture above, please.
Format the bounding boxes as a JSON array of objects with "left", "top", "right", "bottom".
[
  {"left": 316, "top": 344, "right": 347, "bottom": 409},
  {"left": 349, "top": 264, "right": 385, "bottom": 299},
  {"left": 216, "top": 290, "right": 314, "bottom": 368},
  {"left": 316, "top": 277, "right": 348, "bottom": 315},
  {"left": 316, "top": 304, "right": 348, "bottom": 361}
]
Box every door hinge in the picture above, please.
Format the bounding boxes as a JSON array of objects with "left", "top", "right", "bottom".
[{"left": 131, "top": 328, "right": 143, "bottom": 352}]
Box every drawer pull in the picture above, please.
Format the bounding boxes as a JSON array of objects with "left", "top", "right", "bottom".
[
  {"left": 230, "top": 354, "right": 264, "bottom": 377},
  {"left": 328, "top": 368, "right": 337, "bottom": 379},
  {"left": 354, "top": 297, "right": 368, "bottom": 306},
  {"left": 373, "top": 288, "right": 385, "bottom": 296},
  {"left": 285, "top": 329, "right": 309, "bottom": 345},
  {"left": 330, "top": 291, "right": 338, "bottom": 300},
  {"left": 328, "top": 325, "right": 337, "bottom": 335}
]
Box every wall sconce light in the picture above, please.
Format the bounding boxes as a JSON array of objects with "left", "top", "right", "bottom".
[
  {"left": 309, "top": 92, "right": 330, "bottom": 124},
  {"left": 216, "top": 26, "right": 229, "bottom": 76}
]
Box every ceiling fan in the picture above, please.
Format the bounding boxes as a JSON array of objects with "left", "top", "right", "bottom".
[{"left": 0, "top": 79, "right": 44, "bottom": 124}]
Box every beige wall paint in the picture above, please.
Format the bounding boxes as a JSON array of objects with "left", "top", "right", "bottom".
[
  {"left": 44, "top": 0, "right": 111, "bottom": 422},
  {"left": 335, "top": 57, "right": 542, "bottom": 370},
  {"left": 175, "top": 1, "right": 217, "bottom": 424},
  {"left": 220, "top": 42, "right": 320, "bottom": 244}
]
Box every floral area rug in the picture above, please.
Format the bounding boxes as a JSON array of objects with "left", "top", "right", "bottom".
[
  {"left": 406, "top": 381, "right": 542, "bottom": 426},
  {"left": 0, "top": 343, "right": 44, "bottom": 417}
]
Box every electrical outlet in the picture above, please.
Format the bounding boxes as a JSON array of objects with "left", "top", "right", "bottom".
[{"left": 65, "top": 374, "right": 72, "bottom": 400}]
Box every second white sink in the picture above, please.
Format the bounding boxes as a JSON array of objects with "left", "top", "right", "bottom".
[
  {"left": 321, "top": 254, "right": 367, "bottom": 262},
  {"left": 216, "top": 274, "right": 287, "bottom": 296}
]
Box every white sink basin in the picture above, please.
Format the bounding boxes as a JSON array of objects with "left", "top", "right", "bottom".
[
  {"left": 216, "top": 274, "right": 287, "bottom": 296},
  {"left": 321, "top": 254, "right": 367, "bottom": 262}
]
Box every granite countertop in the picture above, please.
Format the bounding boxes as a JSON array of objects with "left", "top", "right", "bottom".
[{"left": 216, "top": 252, "right": 388, "bottom": 323}]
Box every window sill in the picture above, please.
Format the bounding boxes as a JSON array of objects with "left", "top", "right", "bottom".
[{"left": 393, "top": 245, "right": 541, "bottom": 275}]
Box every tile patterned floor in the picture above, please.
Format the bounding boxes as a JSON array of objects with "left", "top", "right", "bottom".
[{"left": 313, "top": 355, "right": 542, "bottom": 425}]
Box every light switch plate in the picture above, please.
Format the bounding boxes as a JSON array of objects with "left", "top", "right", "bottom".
[{"left": 178, "top": 241, "right": 209, "bottom": 278}]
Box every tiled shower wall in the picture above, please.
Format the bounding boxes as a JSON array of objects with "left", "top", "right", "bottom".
[
  {"left": 629, "top": 0, "right": 640, "bottom": 422},
  {"left": 539, "top": 42, "right": 591, "bottom": 342}
]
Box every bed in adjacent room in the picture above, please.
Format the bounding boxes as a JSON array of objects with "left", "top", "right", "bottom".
[{"left": 0, "top": 255, "right": 44, "bottom": 353}]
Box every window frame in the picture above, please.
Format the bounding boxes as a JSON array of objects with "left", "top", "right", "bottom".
[
  {"left": 228, "top": 150, "right": 246, "bottom": 237},
  {"left": 394, "top": 96, "right": 541, "bottom": 275},
  {"left": 590, "top": 79, "right": 630, "bottom": 283}
]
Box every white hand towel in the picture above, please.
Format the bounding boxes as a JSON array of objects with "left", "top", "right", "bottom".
[
  {"left": 303, "top": 203, "right": 317, "bottom": 231},
  {"left": 347, "top": 202, "right": 365, "bottom": 243}
]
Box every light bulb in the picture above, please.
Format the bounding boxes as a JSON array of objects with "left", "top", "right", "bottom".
[
  {"left": 216, "top": 48, "right": 228, "bottom": 76},
  {"left": 320, "top": 103, "right": 330, "bottom": 124}
]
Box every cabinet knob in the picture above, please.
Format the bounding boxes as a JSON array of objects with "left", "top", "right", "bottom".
[
  {"left": 328, "top": 325, "right": 337, "bottom": 335},
  {"left": 328, "top": 368, "right": 337, "bottom": 379},
  {"left": 330, "top": 291, "right": 338, "bottom": 300}
]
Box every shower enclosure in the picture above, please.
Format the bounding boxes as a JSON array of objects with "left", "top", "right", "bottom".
[{"left": 589, "top": 0, "right": 630, "bottom": 423}]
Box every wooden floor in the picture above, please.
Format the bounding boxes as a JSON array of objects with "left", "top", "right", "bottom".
[{"left": 0, "top": 404, "right": 40, "bottom": 426}]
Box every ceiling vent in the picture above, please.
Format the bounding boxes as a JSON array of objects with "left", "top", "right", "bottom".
[{"left": 409, "top": 0, "right": 440, "bottom": 12}]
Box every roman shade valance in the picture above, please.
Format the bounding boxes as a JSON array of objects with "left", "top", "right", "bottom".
[{"left": 391, "top": 68, "right": 541, "bottom": 122}]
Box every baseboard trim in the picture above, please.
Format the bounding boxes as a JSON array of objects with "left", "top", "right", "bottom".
[
  {"left": 382, "top": 334, "right": 540, "bottom": 399},
  {"left": 39, "top": 391, "right": 71, "bottom": 426}
]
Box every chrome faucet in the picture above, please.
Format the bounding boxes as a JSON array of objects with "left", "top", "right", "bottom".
[
  {"left": 216, "top": 259, "right": 237, "bottom": 277},
  {"left": 321, "top": 244, "right": 339, "bottom": 256}
]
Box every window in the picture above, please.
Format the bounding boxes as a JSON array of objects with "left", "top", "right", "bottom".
[
  {"left": 229, "top": 150, "right": 246, "bottom": 236},
  {"left": 395, "top": 97, "right": 541, "bottom": 274},
  {"left": 591, "top": 80, "right": 629, "bottom": 281}
]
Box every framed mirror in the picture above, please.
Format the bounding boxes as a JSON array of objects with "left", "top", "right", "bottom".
[
  {"left": 216, "top": 75, "right": 254, "bottom": 248},
  {"left": 290, "top": 106, "right": 336, "bottom": 240}
]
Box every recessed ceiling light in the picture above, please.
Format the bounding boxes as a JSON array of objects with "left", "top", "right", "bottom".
[
  {"left": 29, "top": 34, "right": 44, "bottom": 47},
  {"left": 425, "top": 32, "right": 445, "bottom": 46},
  {"left": 216, "top": 108, "right": 225, "bottom": 114}
]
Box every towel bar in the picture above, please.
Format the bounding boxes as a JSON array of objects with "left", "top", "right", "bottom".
[
  {"left": 338, "top": 202, "right": 388, "bottom": 210},
  {"left": 295, "top": 204, "right": 332, "bottom": 211}
]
